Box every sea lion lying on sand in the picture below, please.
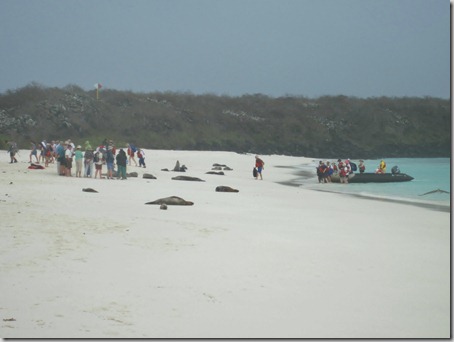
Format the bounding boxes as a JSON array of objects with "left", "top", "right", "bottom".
[
  {"left": 215, "top": 186, "right": 239, "bottom": 193},
  {"left": 172, "top": 176, "right": 205, "bottom": 182},
  {"left": 143, "top": 173, "right": 157, "bottom": 179},
  {"left": 82, "top": 188, "right": 98, "bottom": 193},
  {"left": 213, "top": 163, "right": 232, "bottom": 171},
  {"left": 206, "top": 171, "right": 224, "bottom": 175},
  {"left": 145, "top": 196, "right": 194, "bottom": 206}
]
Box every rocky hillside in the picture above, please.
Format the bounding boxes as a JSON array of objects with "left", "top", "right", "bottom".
[{"left": 0, "top": 83, "right": 450, "bottom": 158}]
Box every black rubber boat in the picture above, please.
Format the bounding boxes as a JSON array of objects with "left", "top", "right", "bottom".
[{"left": 331, "top": 173, "right": 414, "bottom": 183}]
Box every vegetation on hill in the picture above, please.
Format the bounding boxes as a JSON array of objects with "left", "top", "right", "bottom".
[{"left": 0, "top": 83, "right": 450, "bottom": 158}]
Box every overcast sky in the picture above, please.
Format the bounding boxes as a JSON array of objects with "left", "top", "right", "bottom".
[{"left": 0, "top": 0, "right": 450, "bottom": 98}]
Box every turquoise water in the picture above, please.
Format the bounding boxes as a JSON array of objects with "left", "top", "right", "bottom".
[{"left": 298, "top": 158, "right": 451, "bottom": 205}]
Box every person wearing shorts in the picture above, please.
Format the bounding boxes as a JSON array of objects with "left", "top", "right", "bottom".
[{"left": 94, "top": 151, "right": 104, "bottom": 179}]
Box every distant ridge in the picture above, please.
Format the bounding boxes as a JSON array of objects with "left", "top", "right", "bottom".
[{"left": 0, "top": 84, "right": 450, "bottom": 158}]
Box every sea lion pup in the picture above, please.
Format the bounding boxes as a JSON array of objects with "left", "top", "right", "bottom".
[
  {"left": 215, "top": 186, "right": 239, "bottom": 193},
  {"left": 143, "top": 173, "right": 157, "bottom": 179},
  {"left": 172, "top": 176, "right": 205, "bottom": 182},
  {"left": 145, "top": 196, "right": 194, "bottom": 206},
  {"left": 82, "top": 188, "right": 98, "bottom": 193}
]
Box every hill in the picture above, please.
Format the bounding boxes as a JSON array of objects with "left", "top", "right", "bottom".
[{"left": 0, "top": 83, "right": 450, "bottom": 158}]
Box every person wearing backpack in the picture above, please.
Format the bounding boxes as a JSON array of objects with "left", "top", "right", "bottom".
[
  {"left": 127, "top": 143, "right": 138, "bottom": 166},
  {"left": 84, "top": 147, "right": 94, "bottom": 177},
  {"left": 94, "top": 150, "right": 104, "bottom": 179},
  {"left": 137, "top": 148, "right": 146, "bottom": 168},
  {"left": 254, "top": 155, "right": 265, "bottom": 180},
  {"left": 116, "top": 148, "right": 128, "bottom": 180}
]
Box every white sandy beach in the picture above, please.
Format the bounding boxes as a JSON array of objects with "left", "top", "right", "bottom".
[{"left": 0, "top": 149, "right": 450, "bottom": 338}]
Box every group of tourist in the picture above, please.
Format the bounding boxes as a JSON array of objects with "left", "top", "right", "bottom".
[
  {"left": 12, "top": 139, "right": 146, "bottom": 180},
  {"left": 317, "top": 158, "right": 386, "bottom": 184},
  {"left": 7, "top": 140, "right": 392, "bottom": 185}
]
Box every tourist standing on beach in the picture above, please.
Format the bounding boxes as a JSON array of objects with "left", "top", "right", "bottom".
[
  {"left": 255, "top": 155, "right": 265, "bottom": 180},
  {"left": 326, "top": 161, "right": 333, "bottom": 183},
  {"left": 55, "top": 141, "right": 65, "bottom": 175},
  {"left": 65, "top": 144, "right": 73, "bottom": 177},
  {"left": 339, "top": 165, "right": 349, "bottom": 183},
  {"left": 316, "top": 161, "right": 325, "bottom": 183},
  {"left": 105, "top": 146, "right": 115, "bottom": 179},
  {"left": 74, "top": 145, "right": 83, "bottom": 177},
  {"left": 43, "top": 143, "right": 53, "bottom": 167},
  {"left": 7, "top": 141, "right": 18, "bottom": 163},
  {"left": 29, "top": 142, "right": 39, "bottom": 164},
  {"left": 39, "top": 142, "right": 46, "bottom": 164},
  {"left": 137, "top": 148, "right": 146, "bottom": 168},
  {"left": 116, "top": 148, "right": 127, "bottom": 180},
  {"left": 84, "top": 147, "right": 94, "bottom": 177},
  {"left": 127, "top": 144, "right": 138, "bottom": 166},
  {"left": 94, "top": 149, "right": 104, "bottom": 179}
]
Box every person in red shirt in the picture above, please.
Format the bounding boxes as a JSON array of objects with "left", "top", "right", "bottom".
[
  {"left": 137, "top": 148, "right": 146, "bottom": 168},
  {"left": 255, "top": 155, "right": 265, "bottom": 180},
  {"left": 127, "top": 143, "right": 138, "bottom": 166}
]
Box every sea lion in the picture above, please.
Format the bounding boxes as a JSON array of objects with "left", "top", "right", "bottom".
[
  {"left": 143, "top": 173, "right": 157, "bottom": 179},
  {"left": 172, "top": 161, "right": 188, "bottom": 172},
  {"left": 212, "top": 163, "right": 232, "bottom": 171},
  {"left": 206, "top": 171, "right": 224, "bottom": 175},
  {"left": 145, "top": 196, "right": 194, "bottom": 206},
  {"left": 82, "top": 188, "right": 98, "bottom": 193},
  {"left": 172, "top": 176, "right": 205, "bottom": 182},
  {"left": 127, "top": 172, "right": 138, "bottom": 177},
  {"left": 215, "top": 186, "right": 239, "bottom": 193}
]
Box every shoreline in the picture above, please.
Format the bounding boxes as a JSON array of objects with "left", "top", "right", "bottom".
[{"left": 275, "top": 164, "right": 450, "bottom": 213}]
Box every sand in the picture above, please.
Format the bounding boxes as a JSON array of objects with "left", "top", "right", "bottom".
[{"left": 0, "top": 149, "right": 450, "bottom": 338}]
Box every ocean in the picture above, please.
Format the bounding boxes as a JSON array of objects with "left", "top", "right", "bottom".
[{"left": 297, "top": 158, "right": 451, "bottom": 208}]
